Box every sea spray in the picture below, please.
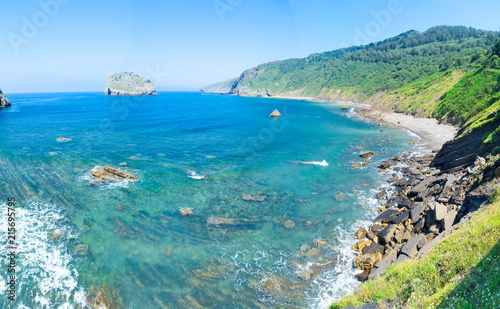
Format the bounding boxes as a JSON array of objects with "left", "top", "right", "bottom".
[{"left": 0, "top": 201, "right": 86, "bottom": 308}]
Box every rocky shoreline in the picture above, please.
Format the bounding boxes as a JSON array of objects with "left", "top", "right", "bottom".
[
  {"left": 0, "top": 88, "right": 11, "bottom": 108},
  {"left": 349, "top": 142, "right": 500, "bottom": 284}
]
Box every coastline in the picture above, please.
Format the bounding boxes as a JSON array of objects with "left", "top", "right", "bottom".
[
  {"left": 258, "top": 94, "right": 457, "bottom": 152},
  {"left": 354, "top": 108, "right": 458, "bottom": 152}
]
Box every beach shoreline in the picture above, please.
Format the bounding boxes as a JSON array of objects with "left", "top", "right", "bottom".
[{"left": 264, "top": 94, "right": 458, "bottom": 152}]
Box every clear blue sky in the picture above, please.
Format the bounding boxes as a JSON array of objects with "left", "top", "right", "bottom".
[{"left": 1, "top": 0, "right": 499, "bottom": 93}]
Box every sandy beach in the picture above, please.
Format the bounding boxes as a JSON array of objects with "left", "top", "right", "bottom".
[{"left": 361, "top": 109, "right": 458, "bottom": 152}]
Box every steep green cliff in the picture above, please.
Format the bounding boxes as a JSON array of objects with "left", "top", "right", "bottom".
[
  {"left": 200, "top": 77, "right": 238, "bottom": 93},
  {"left": 224, "top": 26, "right": 499, "bottom": 102}
]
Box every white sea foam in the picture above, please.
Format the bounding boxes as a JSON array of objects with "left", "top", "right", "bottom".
[
  {"left": 187, "top": 171, "right": 205, "bottom": 179},
  {"left": 291, "top": 160, "right": 329, "bottom": 167},
  {"left": 0, "top": 201, "right": 86, "bottom": 308}
]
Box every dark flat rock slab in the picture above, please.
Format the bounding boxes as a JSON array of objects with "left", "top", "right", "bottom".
[
  {"left": 378, "top": 224, "right": 398, "bottom": 244},
  {"left": 408, "top": 177, "right": 435, "bottom": 197},
  {"left": 391, "top": 210, "right": 410, "bottom": 224},
  {"left": 410, "top": 203, "right": 425, "bottom": 220},
  {"left": 374, "top": 209, "right": 400, "bottom": 223},
  {"left": 400, "top": 234, "right": 426, "bottom": 257},
  {"left": 369, "top": 250, "right": 398, "bottom": 280},
  {"left": 362, "top": 242, "right": 385, "bottom": 255}
]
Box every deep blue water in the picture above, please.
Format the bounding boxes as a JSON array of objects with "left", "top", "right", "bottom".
[{"left": 0, "top": 92, "right": 417, "bottom": 308}]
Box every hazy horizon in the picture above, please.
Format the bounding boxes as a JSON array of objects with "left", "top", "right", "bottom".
[{"left": 1, "top": 0, "right": 500, "bottom": 93}]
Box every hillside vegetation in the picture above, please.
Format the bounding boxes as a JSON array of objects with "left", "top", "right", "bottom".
[
  {"left": 200, "top": 77, "right": 238, "bottom": 93},
  {"left": 226, "top": 26, "right": 498, "bottom": 99},
  {"left": 204, "top": 26, "right": 500, "bottom": 139}
]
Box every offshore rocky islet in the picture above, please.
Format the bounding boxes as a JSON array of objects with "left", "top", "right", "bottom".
[
  {"left": 104, "top": 72, "right": 158, "bottom": 96},
  {"left": 0, "top": 88, "right": 11, "bottom": 108}
]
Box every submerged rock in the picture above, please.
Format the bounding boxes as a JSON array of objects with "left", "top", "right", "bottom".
[
  {"left": 75, "top": 244, "right": 89, "bottom": 256},
  {"left": 335, "top": 192, "right": 346, "bottom": 201},
  {"left": 86, "top": 285, "right": 124, "bottom": 309},
  {"left": 284, "top": 220, "right": 295, "bottom": 229},
  {"left": 90, "top": 166, "right": 138, "bottom": 183},
  {"left": 180, "top": 208, "right": 193, "bottom": 216},
  {"left": 49, "top": 229, "right": 64, "bottom": 241},
  {"left": 351, "top": 162, "right": 362, "bottom": 169},
  {"left": 270, "top": 109, "right": 281, "bottom": 118},
  {"left": 242, "top": 193, "right": 266, "bottom": 202},
  {"left": 114, "top": 204, "right": 125, "bottom": 211},
  {"left": 296, "top": 269, "right": 315, "bottom": 280}
]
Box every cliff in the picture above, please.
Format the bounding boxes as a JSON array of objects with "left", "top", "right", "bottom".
[
  {"left": 105, "top": 72, "right": 158, "bottom": 96},
  {"left": 205, "top": 26, "right": 500, "bottom": 126},
  {"left": 0, "top": 89, "right": 11, "bottom": 108},
  {"left": 200, "top": 77, "right": 238, "bottom": 93}
]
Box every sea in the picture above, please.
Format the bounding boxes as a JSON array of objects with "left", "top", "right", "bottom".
[{"left": 0, "top": 92, "right": 419, "bottom": 308}]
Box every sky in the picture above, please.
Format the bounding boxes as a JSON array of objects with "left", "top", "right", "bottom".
[{"left": 0, "top": 0, "right": 499, "bottom": 93}]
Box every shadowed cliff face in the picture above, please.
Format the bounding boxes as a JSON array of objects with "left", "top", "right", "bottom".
[
  {"left": 432, "top": 118, "right": 500, "bottom": 172},
  {"left": 0, "top": 88, "right": 11, "bottom": 108}
]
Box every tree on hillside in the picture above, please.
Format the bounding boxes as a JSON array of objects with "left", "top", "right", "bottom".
[
  {"left": 482, "top": 59, "right": 492, "bottom": 69},
  {"left": 493, "top": 40, "right": 500, "bottom": 57}
]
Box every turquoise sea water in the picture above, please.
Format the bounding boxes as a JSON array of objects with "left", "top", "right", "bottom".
[{"left": 0, "top": 92, "right": 418, "bottom": 308}]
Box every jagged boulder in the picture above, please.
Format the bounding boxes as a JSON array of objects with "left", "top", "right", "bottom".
[
  {"left": 270, "top": 109, "right": 281, "bottom": 118},
  {"left": 90, "top": 166, "right": 138, "bottom": 183},
  {"left": 354, "top": 227, "right": 368, "bottom": 239},
  {"left": 354, "top": 252, "right": 382, "bottom": 270},
  {"left": 360, "top": 151, "right": 374, "bottom": 159}
]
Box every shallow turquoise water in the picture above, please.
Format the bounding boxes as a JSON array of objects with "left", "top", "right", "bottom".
[{"left": 0, "top": 92, "right": 417, "bottom": 308}]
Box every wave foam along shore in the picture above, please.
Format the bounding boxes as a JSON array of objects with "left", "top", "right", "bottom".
[{"left": 0, "top": 201, "right": 87, "bottom": 308}]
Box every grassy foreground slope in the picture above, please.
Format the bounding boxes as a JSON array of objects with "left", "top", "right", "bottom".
[{"left": 331, "top": 187, "right": 500, "bottom": 309}]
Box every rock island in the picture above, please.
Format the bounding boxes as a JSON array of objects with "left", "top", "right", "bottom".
[{"left": 105, "top": 72, "right": 158, "bottom": 96}]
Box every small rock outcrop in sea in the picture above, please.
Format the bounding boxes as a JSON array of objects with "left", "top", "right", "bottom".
[
  {"left": 360, "top": 151, "right": 374, "bottom": 159},
  {"left": 90, "top": 166, "right": 138, "bottom": 183},
  {"left": 270, "top": 109, "right": 281, "bottom": 118},
  {"left": 341, "top": 105, "right": 349, "bottom": 110},
  {"left": 57, "top": 137, "right": 71, "bottom": 142},
  {"left": 0, "top": 88, "right": 11, "bottom": 108},
  {"left": 180, "top": 208, "right": 193, "bottom": 216},
  {"left": 104, "top": 72, "right": 158, "bottom": 96}
]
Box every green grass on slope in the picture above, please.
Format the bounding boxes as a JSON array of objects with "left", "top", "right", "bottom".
[
  {"left": 373, "top": 71, "right": 465, "bottom": 117},
  {"left": 233, "top": 26, "right": 499, "bottom": 100},
  {"left": 432, "top": 68, "right": 500, "bottom": 129},
  {"left": 330, "top": 186, "right": 500, "bottom": 309}
]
